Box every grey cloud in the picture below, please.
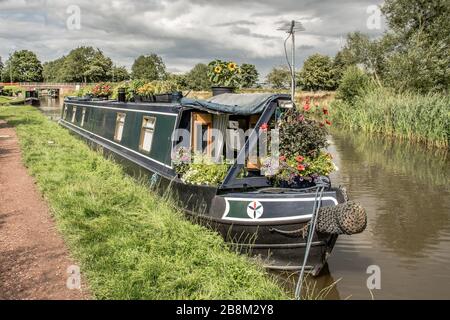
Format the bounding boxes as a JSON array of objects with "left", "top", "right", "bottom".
[
  {"left": 215, "top": 20, "right": 256, "bottom": 27},
  {"left": 0, "top": 0, "right": 385, "bottom": 77}
]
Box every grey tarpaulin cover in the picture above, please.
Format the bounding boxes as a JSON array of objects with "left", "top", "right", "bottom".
[{"left": 180, "top": 93, "right": 290, "bottom": 115}]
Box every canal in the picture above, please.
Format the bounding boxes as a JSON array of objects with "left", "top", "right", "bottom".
[{"left": 38, "top": 96, "right": 450, "bottom": 299}]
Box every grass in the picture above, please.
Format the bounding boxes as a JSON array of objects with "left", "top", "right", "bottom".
[
  {"left": 329, "top": 88, "right": 450, "bottom": 149},
  {"left": 0, "top": 96, "right": 25, "bottom": 105},
  {"left": 0, "top": 105, "right": 287, "bottom": 300}
]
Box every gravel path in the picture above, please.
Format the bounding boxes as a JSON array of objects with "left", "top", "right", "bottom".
[{"left": 0, "top": 120, "right": 89, "bottom": 299}]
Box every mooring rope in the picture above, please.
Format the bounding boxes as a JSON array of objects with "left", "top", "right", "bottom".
[{"left": 294, "top": 184, "right": 325, "bottom": 300}]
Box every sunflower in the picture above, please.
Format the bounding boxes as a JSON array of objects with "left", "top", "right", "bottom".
[
  {"left": 214, "top": 65, "right": 222, "bottom": 74},
  {"left": 227, "top": 62, "right": 237, "bottom": 71}
]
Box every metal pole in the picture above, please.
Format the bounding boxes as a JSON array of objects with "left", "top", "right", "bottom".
[{"left": 291, "top": 20, "right": 296, "bottom": 103}]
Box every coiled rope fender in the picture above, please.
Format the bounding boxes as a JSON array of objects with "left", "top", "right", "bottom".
[{"left": 316, "top": 201, "right": 367, "bottom": 235}]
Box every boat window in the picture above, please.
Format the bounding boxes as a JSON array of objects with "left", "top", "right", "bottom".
[
  {"left": 81, "top": 108, "right": 87, "bottom": 127},
  {"left": 139, "top": 116, "right": 156, "bottom": 153},
  {"left": 71, "top": 106, "right": 77, "bottom": 123},
  {"left": 192, "top": 113, "right": 212, "bottom": 155},
  {"left": 114, "top": 112, "right": 126, "bottom": 142},
  {"left": 247, "top": 114, "right": 261, "bottom": 170}
]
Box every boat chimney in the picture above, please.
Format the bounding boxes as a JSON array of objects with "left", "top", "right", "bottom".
[{"left": 118, "top": 87, "right": 126, "bottom": 103}]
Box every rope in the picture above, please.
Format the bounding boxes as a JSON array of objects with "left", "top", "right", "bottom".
[{"left": 294, "top": 184, "right": 325, "bottom": 300}]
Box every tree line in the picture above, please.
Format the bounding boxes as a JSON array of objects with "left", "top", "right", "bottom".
[{"left": 0, "top": 47, "right": 260, "bottom": 90}]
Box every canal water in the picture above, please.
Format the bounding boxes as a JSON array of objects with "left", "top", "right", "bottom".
[{"left": 38, "top": 97, "right": 450, "bottom": 299}]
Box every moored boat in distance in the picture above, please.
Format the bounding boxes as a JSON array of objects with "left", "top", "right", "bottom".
[{"left": 60, "top": 93, "right": 366, "bottom": 275}]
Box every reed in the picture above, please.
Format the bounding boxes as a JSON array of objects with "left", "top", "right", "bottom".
[
  {"left": 329, "top": 88, "right": 450, "bottom": 149},
  {"left": 0, "top": 106, "right": 287, "bottom": 300}
]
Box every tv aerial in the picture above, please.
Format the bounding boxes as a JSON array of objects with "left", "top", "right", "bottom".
[{"left": 277, "top": 20, "right": 305, "bottom": 103}]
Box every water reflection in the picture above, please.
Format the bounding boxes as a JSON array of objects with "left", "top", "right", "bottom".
[
  {"left": 38, "top": 96, "right": 63, "bottom": 121},
  {"left": 330, "top": 131, "right": 450, "bottom": 257},
  {"left": 321, "top": 130, "right": 450, "bottom": 299}
]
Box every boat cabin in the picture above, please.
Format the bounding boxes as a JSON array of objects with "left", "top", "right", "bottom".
[{"left": 61, "top": 93, "right": 292, "bottom": 191}]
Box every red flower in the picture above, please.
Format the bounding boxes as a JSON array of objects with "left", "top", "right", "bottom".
[
  {"left": 260, "top": 123, "right": 269, "bottom": 131},
  {"left": 322, "top": 107, "right": 329, "bottom": 115},
  {"left": 297, "top": 114, "right": 305, "bottom": 122},
  {"left": 279, "top": 155, "right": 286, "bottom": 162},
  {"left": 325, "top": 120, "right": 332, "bottom": 126},
  {"left": 297, "top": 164, "right": 306, "bottom": 171},
  {"left": 303, "top": 104, "right": 311, "bottom": 112},
  {"left": 305, "top": 96, "right": 310, "bottom": 103},
  {"left": 295, "top": 155, "right": 305, "bottom": 162}
]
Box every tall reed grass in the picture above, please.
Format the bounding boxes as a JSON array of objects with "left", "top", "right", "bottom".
[{"left": 329, "top": 88, "right": 449, "bottom": 149}]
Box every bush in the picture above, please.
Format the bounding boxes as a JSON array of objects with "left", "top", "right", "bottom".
[
  {"left": 1, "top": 85, "right": 24, "bottom": 97},
  {"left": 336, "top": 66, "right": 373, "bottom": 103},
  {"left": 279, "top": 107, "right": 329, "bottom": 159}
]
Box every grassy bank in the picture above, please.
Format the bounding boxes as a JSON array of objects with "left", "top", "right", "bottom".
[
  {"left": 0, "top": 105, "right": 287, "bottom": 300},
  {"left": 0, "top": 96, "right": 25, "bottom": 105},
  {"left": 329, "top": 88, "right": 449, "bottom": 149}
]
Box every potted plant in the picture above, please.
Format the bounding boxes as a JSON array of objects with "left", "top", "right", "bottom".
[
  {"left": 261, "top": 107, "right": 336, "bottom": 188},
  {"left": 207, "top": 59, "right": 241, "bottom": 96},
  {"left": 173, "top": 151, "right": 232, "bottom": 186},
  {"left": 152, "top": 80, "right": 182, "bottom": 103},
  {"left": 91, "top": 83, "right": 112, "bottom": 100},
  {"left": 136, "top": 83, "right": 156, "bottom": 102}
]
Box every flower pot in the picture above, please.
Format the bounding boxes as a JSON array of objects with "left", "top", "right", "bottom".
[
  {"left": 211, "top": 86, "right": 234, "bottom": 96},
  {"left": 134, "top": 94, "right": 154, "bottom": 103},
  {"left": 133, "top": 93, "right": 141, "bottom": 103},
  {"left": 154, "top": 91, "right": 183, "bottom": 103},
  {"left": 279, "top": 176, "right": 316, "bottom": 189},
  {"left": 93, "top": 95, "right": 109, "bottom": 101}
]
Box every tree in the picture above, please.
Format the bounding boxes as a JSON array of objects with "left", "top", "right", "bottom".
[
  {"left": 335, "top": 0, "right": 450, "bottom": 93},
  {"left": 109, "top": 66, "right": 130, "bottom": 82},
  {"left": 43, "top": 57, "right": 65, "bottom": 82},
  {"left": 266, "top": 66, "right": 290, "bottom": 89},
  {"left": 381, "top": 0, "right": 449, "bottom": 92},
  {"left": 297, "top": 54, "right": 337, "bottom": 91},
  {"left": 51, "top": 47, "right": 113, "bottom": 83},
  {"left": 0, "top": 56, "right": 3, "bottom": 77},
  {"left": 337, "top": 32, "right": 391, "bottom": 86},
  {"left": 382, "top": 0, "right": 449, "bottom": 45},
  {"left": 384, "top": 32, "right": 449, "bottom": 93},
  {"left": 240, "top": 63, "right": 259, "bottom": 88},
  {"left": 1, "top": 50, "right": 43, "bottom": 82},
  {"left": 131, "top": 54, "right": 166, "bottom": 81},
  {"left": 336, "top": 66, "right": 373, "bottom": 103},
  {"left": 167, "top": 73, "right": 188, "bottom": 90},
  {"left": 184, "top": 63, "right": 211, "bottom": 90}
]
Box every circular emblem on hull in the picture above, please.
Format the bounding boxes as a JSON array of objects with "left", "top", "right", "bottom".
[{"left": 247, "top": 201, "right": 264, "bottom": 219}]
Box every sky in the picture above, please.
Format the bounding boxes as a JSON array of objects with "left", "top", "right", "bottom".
[{"left": 0, "top": 0, "right": 386, "bottom": 77}]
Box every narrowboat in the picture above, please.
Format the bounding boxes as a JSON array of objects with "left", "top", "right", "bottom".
[{"left": 60, "top": 93, "right": 366, "bottom": 275}]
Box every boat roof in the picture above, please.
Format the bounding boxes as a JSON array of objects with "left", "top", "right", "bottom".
[
  {"left": 181, "top": 93, "right": 290, "bottom": 115},
  {"left": 65, "top": 93, "right": 291, "bottom": 116}
]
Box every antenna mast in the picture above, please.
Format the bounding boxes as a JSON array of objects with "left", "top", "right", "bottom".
[{"left": 278, "top": 20, "right": 305, "bottom": 103}]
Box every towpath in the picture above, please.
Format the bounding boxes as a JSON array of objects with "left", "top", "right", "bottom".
[{"left": 0, "top": 120, "right": 89, "bottom": 299}]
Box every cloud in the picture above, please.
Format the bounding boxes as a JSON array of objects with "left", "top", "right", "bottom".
[{"left": 0, "top": 0, "right": 385, "bottom": 77}]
